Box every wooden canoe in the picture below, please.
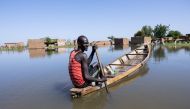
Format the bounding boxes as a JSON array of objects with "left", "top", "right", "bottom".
[{"left": 70, "top": 44, "right": 151, "bottom": 98}]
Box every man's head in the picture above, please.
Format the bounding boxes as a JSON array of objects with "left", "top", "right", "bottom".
[{"left": 77, "top": 35, "right": 89, "bottom": 51}]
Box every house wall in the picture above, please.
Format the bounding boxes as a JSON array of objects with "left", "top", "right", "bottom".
[
  {"left": 4, "top": 43, "right": 17, "bottom": 48},
  {"left": 4, "top": 42, "right": 24, "bottom": 48},
  {"left": 57, "top": 39, "right": 66, "bottom": 46},
  {"left": 17, "top": 42, "right": 24, "bottom": 47},
  {"left": 131, "top": 36, "right": 144, "bottom": 44},
  {"left": 28, "top": 39, "right": 46, "bottom": 49},
  {"left": 91, "top": 41, "right": 111, "bottom": 46},
  {"left": 114, "top": 38, "right": 129, "bottom": 45},
  {"left": 131, "top": 36, "right": 151, "bottom": 44}
]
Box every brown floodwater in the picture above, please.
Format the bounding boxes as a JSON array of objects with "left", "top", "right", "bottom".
[{"left": 0, "top": 45, "right": 190, "bottom": 109}]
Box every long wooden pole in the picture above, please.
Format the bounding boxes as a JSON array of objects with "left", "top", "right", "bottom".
[{"left": 95, "top": 49, "right": 109, "bottom": 93}]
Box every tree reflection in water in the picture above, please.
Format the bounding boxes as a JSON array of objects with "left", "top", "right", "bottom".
[
  {"left": 153, "top": 45, "right": 166, "bottom": 62},
  {"left": 165, "top": 45, "right": 190, "bottom": 54}
]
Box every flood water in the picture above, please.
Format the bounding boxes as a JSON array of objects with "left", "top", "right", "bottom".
[{"left": 0, "top": 45, "right": 190, "bottom": 109}]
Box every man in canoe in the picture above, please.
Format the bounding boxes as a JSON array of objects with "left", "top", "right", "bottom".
[{"left": 69, "top": 35, "right": 107, "bottom": 88}]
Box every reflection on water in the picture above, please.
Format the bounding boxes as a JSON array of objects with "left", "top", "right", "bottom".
[
  {"left": 0, "top": 47, "right": 26, "bottom": 54},
  {"left": 29, "top": 49, "right": 46, "bottom": 58},
  {"left": 153, "top": 45, "right": 166, "bottom": 62},
  {"left": 114, "top": 44, "right": 129, "bottom": 50},
  {"left": 130, "top": 44, "right": 141, "bottom": 50},
  {"left": 28, "top": 48, "right": 68, "bottom": 58},
  {"left": 71, "top": 63, "right": 149, "bottom": 109},
  {"left": 153, "top": 45, "right": 190, "bottom": 62},
  {"left": 108, "top": 64, "right": 149, "bottom": 92},
  {"left": 166, "top": 46, "right": 190, "bottom": 54},
  {"left": 72, "top": 91, "right": 108, "bottom": 109},
  {"left": 1, "top": 45, "right": 190, "bottom": 109},
  {"left": 57, "top": 47, "right": 66, "bottom": 53},
  {"left": 106, "top": 45, "right": 130, "bottom": 52}
]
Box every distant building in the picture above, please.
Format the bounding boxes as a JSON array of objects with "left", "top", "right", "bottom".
[
  {"left": 73, "top": 40, "right": 77, "bottom": 46},
  {"left": 164, "top": 37, "right": 173, "bottom": 42},
  {"left": 57, "top": 39, "right": 66, "bottom": 46},
  {"left": 4, "top": 43, "right": 17, "bottom": 48},
  {"left": 0, "top": 45, "right": 3, "bottom": 48},
  {"left": 186, "top": 34, "right": 190, "bottom": 37},
  {"left": 4, "top": 42, "right": 24, "bottom": 48},
  {"left": 114, "top": 38, "right": 129, "bottom": 45},
  {"left": 90, "top": 41, "right": 111, "bottom": 46},
  {"left": 28, "top": 38, "right": 67, "bottom": 49},
  {"left": 28, "top": 39, "right": 46, "bottom": 49},
  {"left": 186, "top": 34, "right": 190, "bottom": 40},
  {"left": 179, "top": 36, "right": 189, "bottom": 41},
  {"left": 131, "top": 36, "right": 151, "bottom": 45}
]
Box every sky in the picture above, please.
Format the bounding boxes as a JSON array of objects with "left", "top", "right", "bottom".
[{"left": 0, "top": 0, "right": 190, "bottom": 44}]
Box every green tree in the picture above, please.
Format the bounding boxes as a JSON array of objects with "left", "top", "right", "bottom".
[
  {"left": 134, "top": 30, "right": 144, "bottom": 37},
  {"left": 153, "top": 24, "right": 170, "bottom": 38},
  {"left": 141, "top": 25, "right": 153, "bottom": 37},
  {"left": 45, "top": 37, "right": 52, "bottom": 43},
  {"left": 107, "top": 36, "right": 115, "bottom": 41},
  {"left": 45, "top": 37, "right": 57, "bottom": 44},
  {"left": 167, "top": 30, "right": 182, "bottom": 39}
]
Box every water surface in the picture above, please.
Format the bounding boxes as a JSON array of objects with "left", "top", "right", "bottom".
[{"left": 0, "top": 45, "right": 190, "bottom": 109}]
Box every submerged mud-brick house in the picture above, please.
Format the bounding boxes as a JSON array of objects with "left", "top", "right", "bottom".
[
  {"left": 186, "top": 34, "right": 190, "bottom": 40},
  {"left": 28, "top": 38, "right": 66, "bottom": 49},
  {"left": 186, "top": 34, "right": 190, "bottom": 37},
  {"left": 114, "top": 38, "right": 129, "bottom": 45},
  {"left": 28, "top": 39, "right": 46, "bottom": 49},
  {"left": 131, "top": 36, "right": 152, "bottom": 45},
  {"left": 4, "top": 42, "right": 24, "bottom": 48},
  {"left": 164, "top": 37, "right": 173, "bottom": 42},
  {"left": 73, "top": 40, "right": 77, "bottom": 46},
  {"left": 90, "top": 41, "right": 111, "bottom": 46},
  {"left": 57, "top": 39, "right": 66, "bottom": 46},
  {"left": 179, "top": 35, "right": 190, "bottom": 41}
]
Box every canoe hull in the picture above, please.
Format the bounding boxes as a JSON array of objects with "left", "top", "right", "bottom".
[{"left": 70, "top": 44, "right": 151, "bottom": 98}]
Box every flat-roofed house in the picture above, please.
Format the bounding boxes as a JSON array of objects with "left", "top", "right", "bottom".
[
  {"left": 179, "top": 36, "right": 189, "bottom": 41},
  {"left": 57, "top": 39, "right": 66, "bottom": 46},
  {"left": 164, "top": 37, "right": 173, "bottom": 42},
  {"left": 186, "top": 34, "right": 190, "bottom": 40},
  {"left": 90, "top": 41, "right": 111, "bottom": 46},
  {"left": 114, "top": 38, "right": 129, "bottom": 45},
  {"left": 28, "top": 39, "right": 46, "bottom": 49},
  {"left": 4, "top": 42, "right": 24, "bottom": 48},
  {"left": 131, "top": 36, "right": 152, "bottom": 45}
]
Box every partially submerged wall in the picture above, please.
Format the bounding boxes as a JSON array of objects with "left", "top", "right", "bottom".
[
  {"left": 114, "top": 38, "right": 129, "bottom": 45},
  {"left": 28, "top": 39, "right": 46, "bottom": 49}
]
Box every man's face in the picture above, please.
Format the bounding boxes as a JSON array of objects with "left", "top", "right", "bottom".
[
  {"left": 83, "top": 41, "right": 89, "bottom": 51},
  {"left": 78, "top": 36, "right": 89, "bottom": 51}
]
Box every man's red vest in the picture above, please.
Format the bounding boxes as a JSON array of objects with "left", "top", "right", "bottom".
[{"left": 69, "top": 50, "right": 85, "bottom": 87}]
